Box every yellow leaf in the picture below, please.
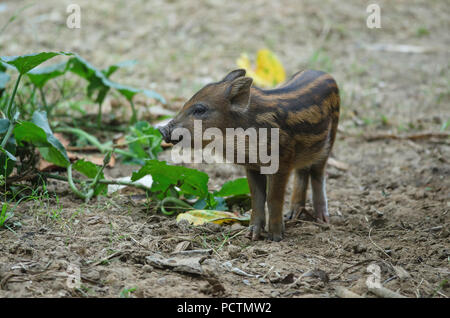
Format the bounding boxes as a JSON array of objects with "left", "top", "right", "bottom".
[
  {"left": 236, "top": 49, "right": 286, "bottom": 87},
  {"left": 176, "top": 209, "right": 250, "bottom": 226}
]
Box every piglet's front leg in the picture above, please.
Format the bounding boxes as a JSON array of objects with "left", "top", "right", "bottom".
[
  {"left": 245, "top": 169, "right": 267, "bottom": 241},
  {"left": 266, "top": 171, "right": 290, "bottom": 242}
]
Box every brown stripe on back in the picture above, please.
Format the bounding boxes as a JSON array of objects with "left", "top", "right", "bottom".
[
  {"left": 255, "top": 111, "right": 280, "bottom": 128},
  {"left": 285, "top": 91, "right": 336, "bottom": 126},
  {"left": 287, "top": 113, "right": 330, "bottom": 135},
  {"left": 249, "top": 74, "right": 334, "bottom": 112},
  {"left": 286, "top": 104, "right": 324, "bottom": 126},
  {"left": 293, "top": 121, "right": 331, "bottom": 147},
  {"left": 267, "top": 73, "right": 331, "bottom": 97}
]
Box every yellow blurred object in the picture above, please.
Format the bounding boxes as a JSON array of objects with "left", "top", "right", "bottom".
[
  {"left": 236, "top": 49, "right": 286, "bottom": 87},
  {"left": 176, "top": 209, "right": 250, "bottom": 226}
]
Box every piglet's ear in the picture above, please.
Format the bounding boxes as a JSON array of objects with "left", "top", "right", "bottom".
[
  {"left": 226, "top": 76, "right": 253, "bottom": 108},
  {"left": 222, "top": 69, "right": 246, "bottom": 82}
]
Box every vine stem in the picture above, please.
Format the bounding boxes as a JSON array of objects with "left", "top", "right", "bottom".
[
  {"left": 6, "top": 73, "right": 22, "bottom": 117},
  {"left": 129, "top": 98, "right": 137, "bottom": 125},
  {"left": 54, "top": 127, "right": 137, "bottom": 158},
  {"left": 39, "top": 87, "right": 49, "bottom": 114},
  {"left": 97, "top": 101, "right": 102, "bottom": 129},
  {"left": 66, "top": 164, "right": 88, "bottom": 200},
  {"left": 1, "top": 73, "right": 23, "bottom": 149},
  {"left": 158, "top": 197, "right": 193, "bottom": 215}
]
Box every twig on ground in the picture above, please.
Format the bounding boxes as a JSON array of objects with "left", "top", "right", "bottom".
[
  {"left": 368, "top": 285, "right": 407, "bottom": 298},
  {"left": 331, "top": 259, "right": 378, "bottom": 281},
  {"left": 368, "top": 227, "right": 392, "bottom": 259},
  {"left": 90, "top": 251, "right": 123, "bottom": 267},
  {"left": 364, "top": 132, "right": 450, "bottom": 142},
  {"left": 327, "top": 158, "right": 349, "bottom": 171},
  {"left": 335, "top": 286, "right": 363, "bottom": 298}
]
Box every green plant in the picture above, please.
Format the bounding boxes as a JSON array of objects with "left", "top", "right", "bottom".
[
  {"left": 416, "top": 26, "right": 430, "bottom": 37},
  {"left": 0, "top": 51, "right": 169, "bottom": 203},
  {"left": 0, "top": 202, "right": 13, "bottom": 228},
  {"left": 66, "top": 152, "right": 112, "bottom": 202},
  {"left": 56, "top": 120, "right": 163, "bottom": 163},
  {"left": 132, "top": 159, "right": 250, "bottom": 214},
  {"left": 0, "top": 52, "right": 74, "bottom": 181},
  {"left": 124, "top": 121, "right": 163, "bottom": 163},
  {"left": 1, "top": 50, "right": 250, "bottom": 217},
  {"left": 120, "top": 287, "right": 136, "bottom": 298}
]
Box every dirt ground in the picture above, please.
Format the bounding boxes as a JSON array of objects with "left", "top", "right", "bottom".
[{"left": 0, "top": 0, "right": 449, "bottom": 298}]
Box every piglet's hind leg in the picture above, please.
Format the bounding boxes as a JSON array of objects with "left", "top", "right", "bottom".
[{"left": 310, "top": 162, "right": 330, "bottom": 223}]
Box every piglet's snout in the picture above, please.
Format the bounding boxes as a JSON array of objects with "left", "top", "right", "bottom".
[
  {"left": 158, "top": 125, "right": 171, "bottom": 143},
  {"left": 158, "top": 121, "right": 183, "bottom": 144}
]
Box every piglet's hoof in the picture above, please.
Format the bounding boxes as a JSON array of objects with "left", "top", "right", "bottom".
[
  {"left": 290, "top": 208, "right": 316, "bottom": 221},
  {"left": 246, "top": 224, "right": 263, "bottom": 241},
  {"left": 315, "top": 211, "right": 330, "bottom": 224},
  {"left": 288, "top": 208, "right": 330, "bottom": 224},
  {"left": 267, "top": 232, "right": 283, "bottom": 242}
]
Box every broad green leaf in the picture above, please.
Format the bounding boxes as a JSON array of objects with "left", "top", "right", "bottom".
[
  {"left": 14, "top": 121, "right": 69, "bottom": 167},
  {"left": 67, "top": 55, "right": 108, "bottom": 103},
  {"left": 102, "top": 60, "right": 137, "bottom": 78},
  {"left": 214, "top": 178, "right": 250, "bottom": 197},
  {"left": 194, "top": 195, "right": 228, "bottom": 211},
  {"left": 32, "top": 110, "right": 70, "bottom": 167},
  {"left": 99, "top": 79, "right": 166, "bottom": 104},
  {"left": 0, "top": 51, "right": 73, "bottom": 74},
  {"left": 14, "top": 121, "right": 48, "bottom": 145},
  {"left": 131, "top": 160, "right": 209, "bottom": 199},
  {"left": 112, "top": 83, "right": 166, "bottom": 104},
  {"left": 72, "top": 159, "right": 107, "bottom": 196},
  {"left": 14, "top": 111, "right": 70, "bottom": 167},
  {"left": 67, "top": 54, "right": 104, "bottom": 80},
  {"left": 31, "top": 110, "right": 52, "bottom": 133},
  {"left": 27, "top": 61, "right": 68, "bottom": 88}
]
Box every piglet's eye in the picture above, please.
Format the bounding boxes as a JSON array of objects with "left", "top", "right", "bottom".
[{"left": 192, "top": 105, "right": 207, "bottom": 117}]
